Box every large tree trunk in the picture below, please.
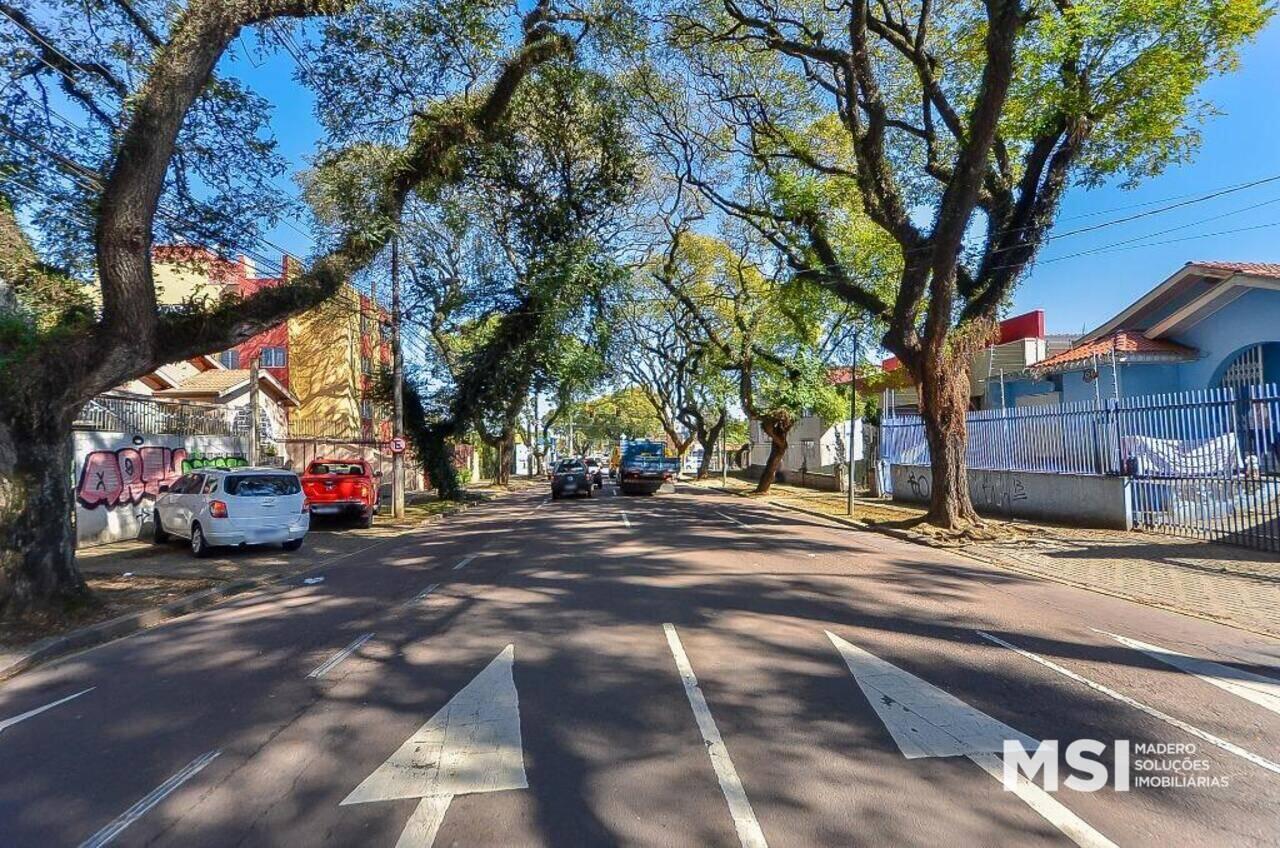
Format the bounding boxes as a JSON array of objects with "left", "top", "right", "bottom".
[
  {"left": 694, "top": 418, "right": 724, "bottom": 480},
  {"left": 0, "top": 409, "right": 90, "bottom": 617},
  {"left": 754, "top": 419, "right": 789, "bottom": 494},
  {"left": 918, "top": 356, "right": 980, "bottom": 529}
]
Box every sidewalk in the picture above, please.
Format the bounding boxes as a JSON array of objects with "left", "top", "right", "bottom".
[{"left": 701, "top": 476, "right": 1280, "bottom": 637}]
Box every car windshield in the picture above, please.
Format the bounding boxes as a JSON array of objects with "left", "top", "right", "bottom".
[
  {"left": 308, "top": 463, "right": 364, "bottom": 475},
  {"left": 556, "top": 460, "right": 584, "bottom": 473},
  {"left": 224, "top": 474, "right": 301, "bottom": 496}
]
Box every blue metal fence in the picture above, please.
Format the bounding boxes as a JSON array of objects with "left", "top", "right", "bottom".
[{"left": 880, "top": 384, "right": 1280, "bottom": 551}]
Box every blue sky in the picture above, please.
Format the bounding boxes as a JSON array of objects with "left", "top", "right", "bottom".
[{"left": 240, "top": 20, "right": 1280, "bottom": 338}]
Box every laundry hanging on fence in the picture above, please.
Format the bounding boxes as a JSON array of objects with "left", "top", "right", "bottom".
[{"left": 1121, "top": 433, "right": 1240, "bottom": 477}]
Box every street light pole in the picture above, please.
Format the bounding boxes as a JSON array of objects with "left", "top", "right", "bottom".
[
  {"left": 391, "top": 235, "right": 405, "bottom": 519},
  {"left": 248, "top": 355, "right": 260, "bottom": 466},
  {"left": 847, "top": 332, "right": 858, "bottom": 517}
]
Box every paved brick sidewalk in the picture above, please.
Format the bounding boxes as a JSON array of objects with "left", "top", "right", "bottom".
[{"left": 700, "top": 476, "right": 1280, "bottom": 637}]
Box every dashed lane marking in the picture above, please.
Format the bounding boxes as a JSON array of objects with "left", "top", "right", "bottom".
[
  {"left": 663, "top": 624, "right": 768, "bottom": 848},
  {"left": 78, "top": 750, "right": 220, "bottom": 848},
  {"left": 307, "top": 633, "right": 375, "bottom": 680},
  {"left": 0, "top": 687, "right": 94, "bottom": 736},
  {"left": 453, "top": 555, "right": 477, "bottom": 571}
]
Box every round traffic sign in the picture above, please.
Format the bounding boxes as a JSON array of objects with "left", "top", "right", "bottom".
[{"left": 390, "top": 436, "right": 406, "bottom": 454}]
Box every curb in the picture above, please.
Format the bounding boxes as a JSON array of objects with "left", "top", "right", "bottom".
[
  {"left": 0, "top": 496, "right": 490, "bottom": 684},
  {"left": 696, "top": 482, "right": 1278, "bottom": 640}
]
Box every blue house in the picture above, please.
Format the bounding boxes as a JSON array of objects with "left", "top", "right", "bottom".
[{"left": 1019, "top": 261, "right": 1280, "bottom": 402}]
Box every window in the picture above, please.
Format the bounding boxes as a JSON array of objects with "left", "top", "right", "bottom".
[
  {"left": 224, "top": 474, "right": 301, "bottom": 496},
  {"left": 260, "top": 346, "right": 287, "bottom": 368},
  {"left": 361, "top": 355, "right": 373, "bottom": 376},
  {"left": 219, "top": 349, "right": 240, "bottom": 369},
  {"left": 360, "top": 399, "right": 374, "bottom": 420},
  {"left": 201, "top": 476, "right": 219, "bottom": 494}
]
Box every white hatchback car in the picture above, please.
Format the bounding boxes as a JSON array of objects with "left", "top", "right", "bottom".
[{"left": 152, "top": 467, "right": 310, "bottom": 557}]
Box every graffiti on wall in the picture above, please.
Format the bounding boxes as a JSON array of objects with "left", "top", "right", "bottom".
[{"left": 76, "top": 447, "right": 247, "bottom": 509}]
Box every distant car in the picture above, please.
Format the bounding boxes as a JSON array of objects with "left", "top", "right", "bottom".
[
  {"left": 583, "top": 457, "right": 604, "bottom": 488},
  {"left": 551, "top": 458, "right": 593, "bottom": 500},
  {"left": 153, "top": 468, "right": 309, "bottom": 557},
  {"left": 301, "top": 458, "right": 380, "bottom": 527}
]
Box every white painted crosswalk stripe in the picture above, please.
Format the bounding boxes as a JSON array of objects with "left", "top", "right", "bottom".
[
  {"left": 663, "top": 624, "right": 769, "bottom": 848},
  {"left": 308, "top": 633, "right": 375, "bottom": 680},
  {"left": 78, "top": 750, "right": 220, "bottom": 848},
  {"left": 978, "top": 630, "right": 1280, "bottom": 775}
]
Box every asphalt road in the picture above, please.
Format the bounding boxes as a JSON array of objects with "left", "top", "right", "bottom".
[{"left": 2, "top": 482, "right": 1279, "bottom": 847}]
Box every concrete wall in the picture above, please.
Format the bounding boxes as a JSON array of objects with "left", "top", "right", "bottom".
[
  {"left": 890, "top": 464, "right": 1132, "bottom": 530},
  {"left": 74, "top": 431, "right": 249, "bottom": 547}
]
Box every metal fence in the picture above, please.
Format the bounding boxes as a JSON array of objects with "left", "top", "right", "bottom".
[
  {"left": 881, "top": 384, "right": 1280, "bottom": 552},
  {"left": 75, "top": 393, "right": 240, "bottom": 436}
]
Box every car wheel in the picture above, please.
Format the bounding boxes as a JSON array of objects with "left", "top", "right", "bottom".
[
  {"left": 551, "top": 491, "right": 560, "bottom": 500},
  {"left": 190, "top": 523, "right": 210, "bottom": 558},
  {"left": 283, "top": 538, "right": 304, "bottom": 551},
  {"left": 152, "top": 512, "right": 169, "bottom": 544},
  {"left": 358, "top": 509, "right": 374, "bottom": 529}
]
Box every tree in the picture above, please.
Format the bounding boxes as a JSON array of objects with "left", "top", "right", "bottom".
[
  {"left": 666, "top": 0, "right": 1269, "bottom": 528},
  {"left": 0, "top": 0, "right": 576, "bottom": 616},
  {"left": 654, "top": 227, "right": 846, "bottom": 493},
  {"left": 394, "top": 60, "right": 638, "bottom": 492}
]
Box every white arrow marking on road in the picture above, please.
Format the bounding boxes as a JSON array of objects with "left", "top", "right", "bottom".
[
  {"left": 716, "top": 511, "right": 745, "bottom": 527},
  {"left": 978, "top": 630, "right": 1280, "bottom": 775},
  {"left": 1095, "top": 629, "right": 1280, "bottom": 716},
  {"left": 0, "top": 687, "right": 94, "bottom": 735},
  {"left": 619, "top": 511, "right": 631, "bottom": 528},
  {"left": 827, "top": 632, "right": 1115, "bottom": 848},
  {"left": 341, "top": 645, "right": 526, "bottom": 847}
]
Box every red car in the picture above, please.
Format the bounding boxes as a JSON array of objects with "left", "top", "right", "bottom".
[{"left": 301, "top": 459, "right": 380, "bottom": 527}]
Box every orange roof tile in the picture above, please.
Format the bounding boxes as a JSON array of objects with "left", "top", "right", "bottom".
[
  {"left": 1032, "top": 331, "right": 1197, "bottom": 374},
  {"left": 1191, "top": 261, "right": 1280, "bottom": 279}
]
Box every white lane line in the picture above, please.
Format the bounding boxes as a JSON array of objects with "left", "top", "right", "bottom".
[
  {"left": 307, "top": 633, "right": 375, "bottom": 680},
  {"left": 663, "top": 624, "right": 768, "bottom": 848},
  {"left": 716, "top": 511, "right": 746, "bottom": 527},
  {"left": 620, "top": 511, "right": 631, "bottom": 528},
  {"left": 399, "top": 583, "right": 441, "bottom": 609},
  {"left": 968, "top": 753, "right": 1117, "bottom": 848},
  {"left": 0, "top": 687, "right": 94, "bottom": 735},
  {"left": 1095, "top": 629, "right": 1280, "bottom": 716},
  {"left": 978, "top": 631, "right": 1280, "bottom": 775},
  {"left": 78, "top": 749, "right": 220, "bottom": 848},
  {"left": 452, "top": 554, "right": 477, "bottom": 571}
]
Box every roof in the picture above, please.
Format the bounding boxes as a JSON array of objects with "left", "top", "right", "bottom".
[
  {"left": 1084, "top": 261, "right": 1280, "bottom": 342},
  {"left": 1031, "top": 331, "right": 1198, "bottom": 376},
  {"left": 1190, "top": 261, "right": 1280, "bottom": 279},
  {"left": 155, "top": 369, "right": 299, "bottom": 407}
]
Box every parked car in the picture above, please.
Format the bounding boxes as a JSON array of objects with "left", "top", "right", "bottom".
[
  {"left": 583, "top": 457, "right": 604, "bottom": 488},
  {"left": 551, "top": 458, "right": 593, "bottom": 500},
  {"left": 301, "top": 458, "right": 380, "bottom": 527},
  {"left": 153, "top": 468, "right": 309, "bottom": 557}
]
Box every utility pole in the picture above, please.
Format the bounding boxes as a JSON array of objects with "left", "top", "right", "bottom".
[
  {"left": 391, "top": 236, "right": 406, "bottom": 519},
  {"left": 248, "top": 355, "right": 261, "bottom": 466},
  {"left": 847, "top": 332, "right": 858, "bottom": 517}
]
